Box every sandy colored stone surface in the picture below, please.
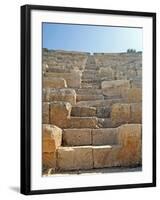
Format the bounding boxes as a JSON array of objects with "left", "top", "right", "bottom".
[
  {"left": 48, "top": 88, "right": 76, "bottom": 105},
  {"left": 126, "top": 88, "right": 142, "bottom": 103},
  {"left": 42, "top": 88, "right": 50, "bottom": 102},
  {"left": 63, "top": 129, "right": 92, "bottom": 146},
  {"left": 43, "top": 77, "right": 67, "bottom": 89},
  {"left": 42, "top": 102, "right": 49, "bottom": 124},
  {"left": 57, "top": 146, "right": 93, "bottom": 170},
  {"left": 93, "top": 145, "right": 121, "bottom": 168},
  {"left": 99, "top": 67, "right": 114, "bottom": 79},
  {"left": 101, "top": 80, "right": 130, "bottom": 97},
  {"left": 76, "top": 99, "right": 123, "bottom": 108},
  {"left": 111, "top": 103, "right": 131, "bottom": 126},
  {"left": 71, "top": 106, "right": 97, "bottom": 117},
  {"left": 42, "top": 125, "right": 62, "bottom": 170},
  {"left": 42, "top": 124, "right": 62, "bottom": 152},
  {"left": 42, "top": 152, "right": 56, "bottom": 169},
  {"left": 45, "top": 70, "right": 82, "bottom": 88},
  {"left": 117, "top": 124, "right": 142, "bottom": 166},
  {"left": 111, "top": 103, "right": 142, "bottom": 126},
  {"left": 50, "top": 101, "right": 72, "bottom": 128},
  {"left": 76, "top": 94, "right": 104, "bottom": 102},
  {"left": 92, "top": 128, "right": 118, "bottom": 145},
  {"left": 131, "top": 103, "right": 142, "bottom": 123},
  {"left": 69, "top": 117, "right": 99, "bottom": 128}
]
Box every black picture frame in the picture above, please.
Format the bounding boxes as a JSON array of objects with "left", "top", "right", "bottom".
[{"left": 20, "top": 4, "right": 156, "bottom": 195}]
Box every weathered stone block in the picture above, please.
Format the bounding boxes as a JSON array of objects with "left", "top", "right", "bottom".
[
  {"left": 57, "top": 146, "right": 93, "bottom": 170},
  {"left": 42, "top": 124, "right": 62, "bottom": 152},
  {"left": 117, "top": 124, "right": 142, "bottom": 166},
  {"left": 42, "top": 88, "right": 50, "bottom": 102},
  {"left": 92, "top": 128, "right": 118, "bottom": 145},
  {"left": 50, "top": 101, "right": 72, "bottom": 128},
  {"left": 101, "top": 80, "right": 130, "bottom": 97},
  {"left": 76, "top": 94, "right": 104, "bottom": 102},
  {"left": 131, "top": 103, "right": 142, "bottom": 123},
  {"left": 76, "top": 99, "right": 123, "bottom": 108},
  {"left": 71, "top": 106, "right": 96, "bottom": 117},
  {"left": 42, "top": 152, "right": 56, "bottom": 169},
  {"left": 63, "top": 129, "right": 92, "bottom": 146},
  {"left": 42, "top": 102, "right": 49, "bottom": 124},
  {"left": 49, "top": 88, "right": 76, "bottom": 105},
  {"left": 93, "top": 145, "right": 121, "bottom": 168},
  {"left": 45, "top": 70, "right": 82, "bottom": 88},
  {"left": 111, "top": 103, "right": 131, "bottom": 126},
  {"left": 99, "top": 67, "right": 114, "bottom": 79},
  {"left": 69, "top": 117, "right": 99, "bottom": 128},
  {"left": 42, "top": 125, "right": 62, "bottom": 170},
  {"left": 126, "top": 88, "right": 142, "bottom": 103},
  {"left": 43, "top": 77, "right": 67, "bottom": 89}
]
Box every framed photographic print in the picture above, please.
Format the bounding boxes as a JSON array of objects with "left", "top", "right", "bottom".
[{"left": 21, "top": 4, "right": 156, "bottom": 195}]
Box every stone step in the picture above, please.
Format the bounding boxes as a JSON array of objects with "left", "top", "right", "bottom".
[
  {"left": 82, "top": 74, "right": 99, "bottom": 79},
  {"left": 85, "top": 66, "right": 99, "bottom": 70},
  {"left": 76, "top": 94, "right": 104, "bottom": 102},
  {"left": 46, "top": 67, "right": 71, "bottom": 73},
  {"left": 71, "top": 105, "right": 110, "bottom": 118},
  {"left": 71, "top": 106, "right": 97, "bottom": 117},
  {"left": 81, "top": 78, "right": 101, "bottom": 84},
  {"left": 82, "top": 70, "right": 99, "bottom": 74},
  {"left": 76, "top": 99, "right": 125, "bottom": 108},
  {"left": 57, "top": 145, "right": 121, "bottom": 171},
  {"left": 81, "top": 83, "right": 101, "bottom": 89},
  {"left": 69, "top": 117, "right": 99, "bottom": 128},
  {"left": 45, "top": 71, "right": 81, "bottom": 88},
  {"left": 76, "top": 88, "right": 102, "bottom": 95},
  {"left": 62, "top": 128, "right": 118, "bottom": 146},
  {"left": 98, "top": 118, "right": 114, "bottom": 128}
]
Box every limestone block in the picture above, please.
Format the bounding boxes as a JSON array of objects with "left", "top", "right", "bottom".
[
  {"left": 101, "top": 80, "right": 130, "bottom": 97},
  {"left": 111, "top": 103, "right": 131, "bottom": 126},
  {"left": 76, "top": 99, "right": 123, "bottom": 108},
  {"left": 131, "top": 78, "right": 142, "bottom": 88},
  {"left": 131, "top": 103, "right": 142, "bottom": 123},
  {"left": 57, "top": 146, "right": 93, "bottom": 170},
  {"left": 93, "top": 145, "right": 121, "bottom": 168},
  {"left": 63, "top": 129, "right": 92, "bottom": 146},
  {"left": 42, "top": 152, "right": 56, "bottom": 169},
  {"left": 71, "top": 106, "right": 96, "bottom": 117},
  {"left": 92, "top": 128, "right": 118, "bottom": 145},
  {"left": 42, "top": 88, "right": 50, "bottom": 102},
  {"left": 69, "top": 117, "right": 99, "bottom": 128},
  {"left": 42, "top": 124, "right": 62, "bottom": 153},
  {"left": 76, "top": 94, "right": 104, "bottom": 102},
  {"left": 99, "top": 67, "right": 114, "bottom": 79},
  {"left": 42, "top": 102, "right": 49, "bottom": 124},
  {"left": 117, "top": 124, "right": 142, "bottom": 166},
  {"left": 43, "top": 77, "right": 67, "bottom": 89},
  {"left": 76, "top": 88, "right": 102, "bottom": 95},
  {"left": 126, "top": 88, "right": 142, "bottom": 103},
  {"left": 50, "top": 101, "right": 72, "bottom": 128},
  {"left": 49, "top": 88, "right": 76, "bottom": 105},
  {"left": 45, "top": 70, "right": 82, "bottom": 88}
]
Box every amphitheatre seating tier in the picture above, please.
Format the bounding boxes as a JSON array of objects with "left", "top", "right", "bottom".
[{"left": 42, "top": 49, "right": 142, "bottom": 174}]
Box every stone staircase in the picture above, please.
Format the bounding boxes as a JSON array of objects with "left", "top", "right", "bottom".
[{"left": 42, "top": 50, "right": 142, "bottom": 174}]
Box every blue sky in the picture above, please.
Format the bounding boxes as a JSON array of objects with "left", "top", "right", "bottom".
[{"left": 43, "top": 23, "right": 142, "bottom": 53}]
